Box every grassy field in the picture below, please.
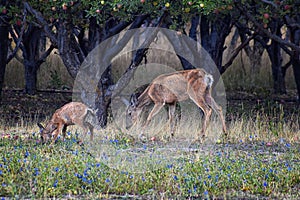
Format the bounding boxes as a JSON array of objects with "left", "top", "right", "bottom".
[{"left": 0, "top": 90, "right": 299, "bottom": 198}]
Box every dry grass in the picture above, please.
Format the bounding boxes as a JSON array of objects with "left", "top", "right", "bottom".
[{"left": 4, "top": 30, "right": 297, "bottom": 93}]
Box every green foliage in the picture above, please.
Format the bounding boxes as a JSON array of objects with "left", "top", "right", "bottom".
[
  {"left": 49, "top": 70, "right": 62, "bottom": 89},
  {"left": 2, "top": 0, "right": 299, "bottom": 33}
]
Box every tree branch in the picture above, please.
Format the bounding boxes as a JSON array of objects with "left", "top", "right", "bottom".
[
  {"left": 221, "top": 33, "right": 255, "bottom": 73},
  {"left": 111, "top": 11, "right": 168, "bottom": 99},
  {"left": 37, "top": 44, "right": 55, "bottom": 66},
  {"left": 235, "top": 2, "right": 300, "bottom": 52},
  {"left": 23, "top": 2, "right": 58, "bottom": 46},
  {"left": 260, "top": 0, "right": 278, "bottom": 8},
  {"left": 6, "top": 7, "right": 27, "bottom": 63}
]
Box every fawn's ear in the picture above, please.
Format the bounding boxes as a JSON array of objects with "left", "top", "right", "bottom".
[{"left": 37, "top": 123, "right": 45, "bottom": 130}]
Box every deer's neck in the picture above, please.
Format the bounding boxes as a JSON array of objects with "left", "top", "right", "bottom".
[{"left": 137, "top": 88, "right": 151, "bottom": 108}]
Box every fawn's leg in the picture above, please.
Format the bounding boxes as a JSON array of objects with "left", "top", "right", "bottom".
[
  {"left": 51, "top": 123, "right": 63, "bottom": 145},
  {"left": 168, "top": 103, "right": 176, "bottom": 137},
  {"left": 62, "top": 125, "right": 68, "bottom": 141}
]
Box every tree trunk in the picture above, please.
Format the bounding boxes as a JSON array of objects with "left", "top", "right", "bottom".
[
  {"left": 200, "top": 15, "right": 233, "bottom": 74},
  {"left": 0, "top": 23, "right": 9, "bottom": 102},
  {"left": 266, "top": 20, "right": 286, "bottom": 94},
  {"left": 95, "top": 66, "right": 113, "bottom": 127},
  {"left": 22, "top": 25, "right": 42, "bottom": 95},
  {"left": 24, "top": 61, "right": 38, "bottom": 95},
  {"left": 94, "top": 16, "right": 150, "bottom": 127},
  {"left": 290, "top": 28, "right": 300, "bottom": 103}
]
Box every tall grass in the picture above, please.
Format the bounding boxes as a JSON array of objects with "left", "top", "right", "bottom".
[
  {"left": 4, "top": 32, "right": 297, "bottom": 93},
  {"left": 4, "top": 54, "right": 73, "bottom": 90}
]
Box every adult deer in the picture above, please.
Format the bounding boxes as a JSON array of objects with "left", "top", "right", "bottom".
[
  {"left": 124, "top": 68, "right": 227, "bottom": 140},
  {"left": 38, "top": 102, "right": 97, "bottom": 145}
]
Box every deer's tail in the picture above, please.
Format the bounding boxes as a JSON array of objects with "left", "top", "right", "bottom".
[{"left": 204, "top": 74, "right": 214, "bottom": 90}]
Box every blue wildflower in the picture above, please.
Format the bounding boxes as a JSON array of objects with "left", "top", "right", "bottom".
[
  {"left": 82, "top": 177, "right": 87, "bottom": 182},
  {"left": 215, "top": 175, "right": 219, "bottom": 182},
  {"left": 105, "top": 178, "right": 110, "bottom": 183},
  {"left": 204, "top": 190, "right": 208, "bottom": 195},
  {"left": 263, "top": 181, "right": 268, "bottom": 187},
  {"left": 167, "top": 164, "right": 173, "bottom": 169},
  {"left": 173, "top": 175, "right": 178, "bottom": 181},
  {"left": 96, "top": 163, "right": 101, "bottom": 167},
  {"left": 54, "top": 167, "right": 59, "bottom": 172},
  {"left": 34, "top": 168, "right": 39, "bottom": 176},
  {"left": 53, "top": 180, "right": 58, "bottom": 188},
  {"left": 193, "top": 185, "right": 197, "bottom": 192},
  {"left": 0, "top": 170, "right": 2, "bottom": 175}
]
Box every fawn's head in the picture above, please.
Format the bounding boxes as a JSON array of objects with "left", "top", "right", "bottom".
[{"left": 37, "top": 122, "right": 57, "bottom": 143}]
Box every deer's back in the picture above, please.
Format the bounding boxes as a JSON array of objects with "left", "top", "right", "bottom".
[
  {"left": 51, "top": 102, "right": 88, "bottom": 125},
  {"left": 148, "top": 69, "right": 208, "bottom": 104}
]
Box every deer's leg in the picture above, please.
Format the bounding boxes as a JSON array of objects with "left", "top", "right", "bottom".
[
  {"left": 200, "top": 105, "right": 212, "bottom": 138},
  {"left": 144, "top": 103, "right": 164, "bottom": 127},
  {"left": 205, "top": 94, "right": 227, "bottom": 135},
  {"left": 168, "top": 103, "right": 176, "bottom": 137},
  {"left": 188, "top": 93, "right": 212, "bottom": 139}
]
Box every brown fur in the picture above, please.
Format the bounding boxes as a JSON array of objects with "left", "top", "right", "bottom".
[
  {"left": 126, "top": 69, "right": 227, "bottom": 139},
  {"left": 38, "top": 102, "right": 96, "bottom": 145}
]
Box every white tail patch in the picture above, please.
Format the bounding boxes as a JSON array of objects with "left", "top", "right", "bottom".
[{"left": 204, "top": 74, "right": 214, "bottom": 89}]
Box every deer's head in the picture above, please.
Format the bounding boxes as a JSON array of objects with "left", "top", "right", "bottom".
[{"left": 124, "top": 94, "right": 143, "bottom": 129}]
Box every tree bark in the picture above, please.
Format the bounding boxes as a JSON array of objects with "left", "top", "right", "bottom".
[
  {"left": 290, "top": 28, "right": 300, "bottom": 103},
  {"left": 200, "top": 15, "right": 233, "bottom": 74},
  {"left": 0, "top": 23, "right": 9, "bottom": 102},
  {"left": 22, "top": 25, "right": 42, "bottom": 94},
  {"left": 92, "top": 15, "right": 150, "bottom": 127},
  {"left": 266, "top": 20, "right": 286, "bottom": 94}
]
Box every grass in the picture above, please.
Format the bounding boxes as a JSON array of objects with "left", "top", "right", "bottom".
[{"left": 0, "top": 104, "right": 299, "bottom": 199}]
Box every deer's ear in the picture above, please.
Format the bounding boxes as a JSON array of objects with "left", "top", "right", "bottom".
[
  {"left": 121, "top": 97, "right": 130, "bottom": 106},
  {"left": 130, "top": 94, "right": 138, "bottom": 107},
  {"left": 37, "top": 123, "right": 45, "bottom": 131}
]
